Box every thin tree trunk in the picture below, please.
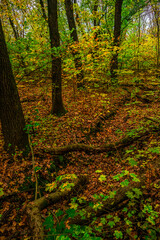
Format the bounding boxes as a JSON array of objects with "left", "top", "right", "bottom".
[
  {"left": 39, "top": 0, "right": 47, "bottom": 21},
  {"left": 47, "top": 0, "right": 66, "bottom": 116},
  {"left": 0, "top": 19, "right": 29, "bottom": 154},
  {"left": 110, "top": 0, "right": 123, "bottom": 84},
  {"left": 65, "top": 0, "right": 84, "bottom": 88},
  {"left": 93, "top": 0, "right": 99, "bottom": 27}
]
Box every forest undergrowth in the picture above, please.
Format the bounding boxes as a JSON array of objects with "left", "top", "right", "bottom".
[{"left": 0, "top": 72, "right": 160, "bottom": 240}]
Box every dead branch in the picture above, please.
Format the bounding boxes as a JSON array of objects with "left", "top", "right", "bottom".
[
  {"left": 44, "top": 125, "right": 160, "bottom": 155},
  {"left": 26, "top": 175, "right": 88, "bottom": 240}
]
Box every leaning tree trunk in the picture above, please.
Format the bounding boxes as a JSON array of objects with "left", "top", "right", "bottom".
[
  {"left": 65, "top": 0, "right": 84, "bottom": 88},
  {"left": 110, "top": 0, "right": 123, "bottom": 84},
  {"left": 0, "top": 19, "right": 29, "bottom": 154},
  {"left": 47, "top": 0, "right": 66, "bottom": 116}
]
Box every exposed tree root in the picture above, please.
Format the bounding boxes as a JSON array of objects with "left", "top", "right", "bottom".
[
  {"left": 135, "top": 94, "right": 154, "bottom": 103},
  {"left": 88, "top": 94, "right": 130, "bottom": 136},
  {"left": 26, "top": 175, "right": 88, "bottom": 240},
  {"left": 26, "top": 124, "right": 160, "bottom": 239},
  {"left": 44, "top": 125, "right": 160, "bottom": 155}
]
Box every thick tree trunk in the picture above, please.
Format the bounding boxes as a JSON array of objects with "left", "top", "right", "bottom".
[
  {"left": 110, "top": 0, "right": 123, "bottom": 84},
  {"left": 0, "top": 19, "right": 29, "bottom": 154},
  {"left": 65, "top": 0, "right": 84, "bottom": 88},
  {"left": 47, "top": 0, "right": 66, "bottom": 116}
]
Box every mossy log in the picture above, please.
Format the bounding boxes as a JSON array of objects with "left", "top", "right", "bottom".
[
  {"left": 44, "top": 125, "right": 160, "bottom": 155},
  {"left": 69, "top": 176, "right": 145, "bottom": 225},
  {"left": 26, "top": 175, "right": 88, "bottom": 240}
]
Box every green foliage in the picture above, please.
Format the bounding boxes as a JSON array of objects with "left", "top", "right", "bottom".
[
  {"left": 0, "top": 187, "right": 4, "bottom": 197},
  {"left": 43, "top": 211, "right": 102, "bottom": 240},
  {"left": 114, "top": 230, "right": 123, "bottom": 239},
  {"left": 120, "top": 179, "right": 130, "bottom": 187},
  {"left": 98, "top": 174, "right": 107, "bottom": 182},
  {"left": 127, "top": 157, "right": 138, "bottom": 166},
  {"left": 42, "top": 170, "right": 160, "bottom": 240},
  {"left": 45, "top": 174, "right": 77, "bottom": 193}
]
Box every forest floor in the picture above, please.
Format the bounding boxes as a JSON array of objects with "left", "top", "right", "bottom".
[{"left": 0, "top": 72, "right": 160, "bottom": 239}]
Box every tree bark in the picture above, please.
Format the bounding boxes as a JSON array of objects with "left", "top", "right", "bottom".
[
  {"left": 0, "top": 19, "right": 29, "bottom": 154},
  {"left": 65, "top": 0, "right": 84, "bottom": 88},
  {"left": 47, "top": 0, "right": 66, "bottom": 116},
  {"left": 39, "top": 0, "right": 47, "bottom": 21},
  {"left": 93, "top": 0, "right": 99, "bottom": 27},
  {"left": 110, "top": 0, "right": 123, "bottom": 84}
]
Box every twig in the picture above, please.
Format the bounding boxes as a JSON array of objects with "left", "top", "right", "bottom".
[{"left": 28, "top": 134, "right": 41, "bottom": 200}]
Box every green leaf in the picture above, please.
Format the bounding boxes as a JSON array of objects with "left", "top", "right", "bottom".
[
  {"left": 100, "top": 217, "right": 107, "bottom": 224},
  {"left": 114, "top": 230, "right": 123, "bottom": 239},
  {"left": 126, "top": 191, "right": 134, "bottom": 199},
  {"left": 129, "top": 173, "right": 140, "bottom": 182},
  {"left": 60, "top": 182, "right": 75, "bottom": 192},
  {"left": 125, "top": 218, "right": 132, "bottom": 226},
  {"left": 93, "top": 201, "right": 103, "bottom": 210},
  {"left": 69, "top": 202, "right": 78, "bottom": 210},
  {"left": 98, "top": 175, "right": 106, "bottom": 182},
  {"left": 146, "top": 216, "right": 155, "bottom": 225},
  {"left": 127, "top": 212, "right": 133, "bottom": 218},
  {"left": 109, "top": 191, "right": 116, "bottom": 198},
  {"left": 108, "top": 221, "right": 115, "bottom": 228},
  {"left": 148, "top": 147, "right": 160, "bottom": 154},
  {"left": 56, "top": 236, "right": 71, "bottom": 240},
  {"left": 43, "top": 214, "right": 54, "bottom": 229},
  {"left": 120, "top": 179, "right": 130, "bottom": 187},
  {"left": 106, "top": 214, "right": 113, "bottom": 219},
  {"left": 132, "top": 188, "right": 142, "bottom": 198},
  {"left": 93, "top": 194, "right": 101, "bottom": 200},
  {"left": 56, "top": 209, "right": 64, "bottom": 217},
  {"left": 66, "top": 208, "right": 76, "bottom": 218},
  {"left": 94, "top": 83, "right": 100, "bottom": 88},
  {"left": 0, "top": 188, "right": 4, "bottom": 197},
  {"left": 124, "top": 170, "right": 129, "bottom": 175},
  {"left": 122, "top": 207, "right": 128, "bottom": 212},
  {"left": 34, "top": 166, "right": 41, "bottom": 172},
  {"left": 45, "top": 182, "right": 57, "bottom": 192},
  {"left": 113, "top": 174, "right": 120, "bottom": 181},
  {"left": 128, "top": 158, "right": 138, "bottom": 166},
  {"left": 143, "top": 204, "right": 153, "bottom": 213},
  {"left": 114, "top": 216, "right": 120, "bottom": 223},
  {"left": 95, "top": 170, "right": 103, "bottom": 173}
]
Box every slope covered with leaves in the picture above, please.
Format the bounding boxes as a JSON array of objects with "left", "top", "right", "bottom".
[{"left": 0, "top": 72, "right": 160, "bottom": 239}]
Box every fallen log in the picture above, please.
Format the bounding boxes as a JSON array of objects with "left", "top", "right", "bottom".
[
  {"left": 69, "top": 176, "right": 145, "bottom": 225},
  {"left": 26, "top": 175, "right": 88, "bottom": 240},
  {"left": 44, "top": 125, "right": 160, "bottom": 155}
]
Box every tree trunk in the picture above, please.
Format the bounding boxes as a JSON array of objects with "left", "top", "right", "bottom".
[
  {"left": 39, "top": 0, "right": 47, "bottom": 21},
  {"left": 93, "top": 0, "right": 99, "bottom": 27},
  {"left": 47, "top": 0, "right": 66, "bottom": 116},
  {"left": 110, "top": 0, "right": 123, "bottom": 84},
  {"left": 0, "top": 19, "right": 29, "bottom": 154},
  {"left": 65, "top": 0, "right": 84, "bottom": 88}
]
